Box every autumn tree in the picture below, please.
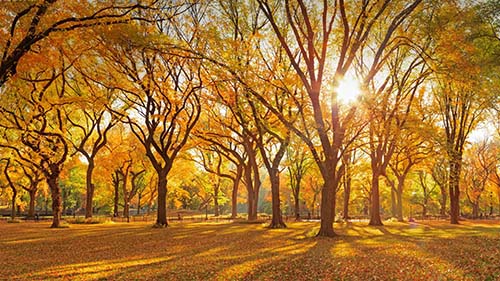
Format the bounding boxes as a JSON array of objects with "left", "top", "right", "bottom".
[
  {"left": 1, "top": 158, "right": 18, "bottom": 220},
  {"left": 99, "top": 9, "right": 204, "bottom": 226},
  {"left": 286, "top": 138, "right": 313, "bottom": 221},
  {"left": 111, "top": 166, "right": 125, "bottom": 217},
  {"left": 0, "top": 1, "right": 161, "bottom": 226},
  {"left": 341, "top": 145, "right": 363, "bottom": 221},
  {"left": 0, "top": 0, "right": 158, "bottom": 87},
  {"left": 65, "top": 69, "right": 119, "bottom": 219},
  {"left": 116, "top": 160, "right": 146, "bottom": 221},
  {"left": 302, "top": 168, "right": 323, "bottom": 219},
  {"left": 384, "top": 103, "right": 434, "bottom": 222},
  {"left": 98, "top": 122, "right": 150, "bottom": 219},
  {"left": 221, "top": 96, "right": 262, "bottom": 221},
  {"left": 135, "top": 171, "right": 153, "bottom": 215},
  {"left": 351, "top": 1, "right": 437, "bottom": 224},
  {"left": 462, "top": 140, "right": 497, "bottom": 218},
  {"left": 0, "top": 55, "right": 73, "bottom": 227},
  {"left": 415, "top": 170, "right": 438, "bottom": 217},
  {"left": 255, "top": 0, "right": 422, "bottom": 235},
  {"left": 195, "top": 74, "right": 262, "bottom": 221},
  {"left": 194, "top": 147, "right": 237, "bottom": 217},
  {"left": 18, "top": 160, "right": 44, "bottom": 218},
  {"left": 198, "top": 0, "right": 279, "bottom": 222},
  {"left": 430, "top": 2, "right": 499, "bottom": 224},
  {"left": 230, "top": 66, "right": 293, "bottom": 227},
  {"left": 195, "top": 116, "right": 246, "bottom": 219}
]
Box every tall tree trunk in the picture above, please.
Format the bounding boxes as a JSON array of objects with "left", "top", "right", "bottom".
[
  {"left": 231, "top": 167, "right": 242, "bottom": 219},
  {"left": 440, "top": 185, "right": 447, "bottom": 216},
  {"left": 369, "top": 172, "right": 383, "bottom": 226},
  {"left": 156, "top": 173, "right": 168, "bottom": 227},
  {"left": 85, "top": 160, "right": 95, "bottom": 219},
  {"left": 343, "top": 177, "right": 351, "bottom": 221},
  {"left": 292, "top": 172, "right": 303, "bottom": 221},
  {"left": 113, "top": 180, "right": 119, "bottom": 217},
  {"left": 3, "top": 160, "right": 17, "bottom": 220},
  {"left": 472, "top": 201, "right": 479, "bottom": 219},
  {"left": 137, "top": 193, "right": 142, "bottom": 215},
  {"left": 47, "top": 175, "right": 62, "bottom": 228},
  {"left": 449, "top": 157, "right": 462, "bottom": 224},
  {"left": 386, "top": 177, "right": 398, "bottom": 219},
  {"left": 317, "top": 171, "right": 336, "bottom": 237},
  {"left": 123, "top": 177, "right": 129, "bottom": 221},
  {"left": 250, "top": 189, "right": 259, "bottom": 220},
  {"left": 245, "top": 163, "right": 256, "bottom": 220},
  {"left": 247, "top": 190, "right": 255, "bottom": 220},
  {"left": 123, "top": 193, "right": 130, "bottom": 221},
  {"left": 10, "top": 186, "right": 17, "bottom": 220},
  {"left": 249, "top": 149, "right": 261, "bottom": 221},
  {"left": 244, "top": 160, "right": 259, "bottom": 221},
  {"left": 231, "top": 181, "right": 239, "bottom": 219},
  {"left": 395, "top": 174, "right": 405, "bottom": 222},
  {"left": 268, "top": 168, "right": 286, "bottom": 228},
  {"left": 294, "top": 194, "right": 300, "bottom": 221},
  {"left": 396, "top": 185, "right": 404, "bottom": 222},
  {"left": 61, "top": 189, "right": 68, "bottom": 217},
  {"left": 213, "top": 182, "right": 220, "bottom": 217},
  {"left": 121, "top": 165, "right": 131, "bottom": 221},
  {"left": 28, "top": 189, "right": 36, "bottom": 218}
]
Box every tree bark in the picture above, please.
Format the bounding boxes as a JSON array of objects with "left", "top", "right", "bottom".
[
  {"left": 231, "top": 166, "right": 242, "bottom": 219},
  {"left": 250, "top": 162, "right": 260, "bottom": 221},
  {"left": 250, "top": 189, "right": 259, "bottom": 220},
  {"left": 472, "top": 201, "right": 479, "bottom": 219},
  {"left": 18, "top": 166, "right": 42, "bottom": 219},
  {"left": 47, "top": 174, "right": 62, "bottom": 228},
  {"left": 156, "top": 174, "right": 168, "bottom": 227},
  {"left": 247, "top": 190, "right": 255, "bottom": 220},
  {"left": 369, "top": 172, "right": 383, "bottom": 226},
  {"left": 294, "top": 195, "right": 301, "bottom": 221},
  {"left": 449, "top": 157, "right": 462, "bottom": 224},
  {"left": 396, "top": 185, "right": 404, "bottom": 222},
  {"left": 85, "top": 160, "right": 95, "bottom": 218},
  {"left": 268, "top": 168, "right": 286, "bottom": 228},
  {"left": 316, "top": 172, "right": 336, "bottom": 237},
  {"left": 28, "top": 189, "right": 36, "bottom": 218},
  {"left": 3, "top": 159, "right": 17, "bottom": 220},
  {"left": 213, "top": 182, "right": 220, "bottom": 217},
  {"left": 123, "top": 193, "right": 130, "bottom": 221},
  {"left": 243, "top": 155, "right": 259, "bottom": 221},
  {"left": 440, "top": 186, "right": 447, "bottom": 216},
  {"left": 113, "top": 172, "right": 120, "bottom": 217},
  {"left": 343, "top": 176, "right": 351, "bottom": 221},
  {"left": 137, "top": 193, "right": 142, "bottom": 215},
  {"left": 10, "top": 187, "right": 17, "bottom": 220}
]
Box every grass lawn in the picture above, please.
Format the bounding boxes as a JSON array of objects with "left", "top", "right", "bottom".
[{"left": 1, "top": 220, "right": 499, "bottom": 280}]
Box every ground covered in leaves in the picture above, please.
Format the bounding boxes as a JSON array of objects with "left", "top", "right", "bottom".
[{"left": 1, "top": 219, "right": 499, "bottom": 280}]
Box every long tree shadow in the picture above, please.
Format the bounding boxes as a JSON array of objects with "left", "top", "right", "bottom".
[
  {"left": 2, "top": 220, "right": 499, "bottom": 280},
  {"left": 242, "top": 221, "right": 500, "bottom": 281}
]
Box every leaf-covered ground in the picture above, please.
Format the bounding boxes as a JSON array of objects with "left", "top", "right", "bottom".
[{"left": 1, "top": 220, "right": 499, "bottom": 280}]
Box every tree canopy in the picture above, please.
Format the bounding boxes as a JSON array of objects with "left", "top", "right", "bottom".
[{"left": 0, "top": 0, "right": 499, "bottom": 237}]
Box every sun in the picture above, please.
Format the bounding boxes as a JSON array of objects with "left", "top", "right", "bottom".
[{"left": 334, "top": 74, "right": 362, "bottom": 104}]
